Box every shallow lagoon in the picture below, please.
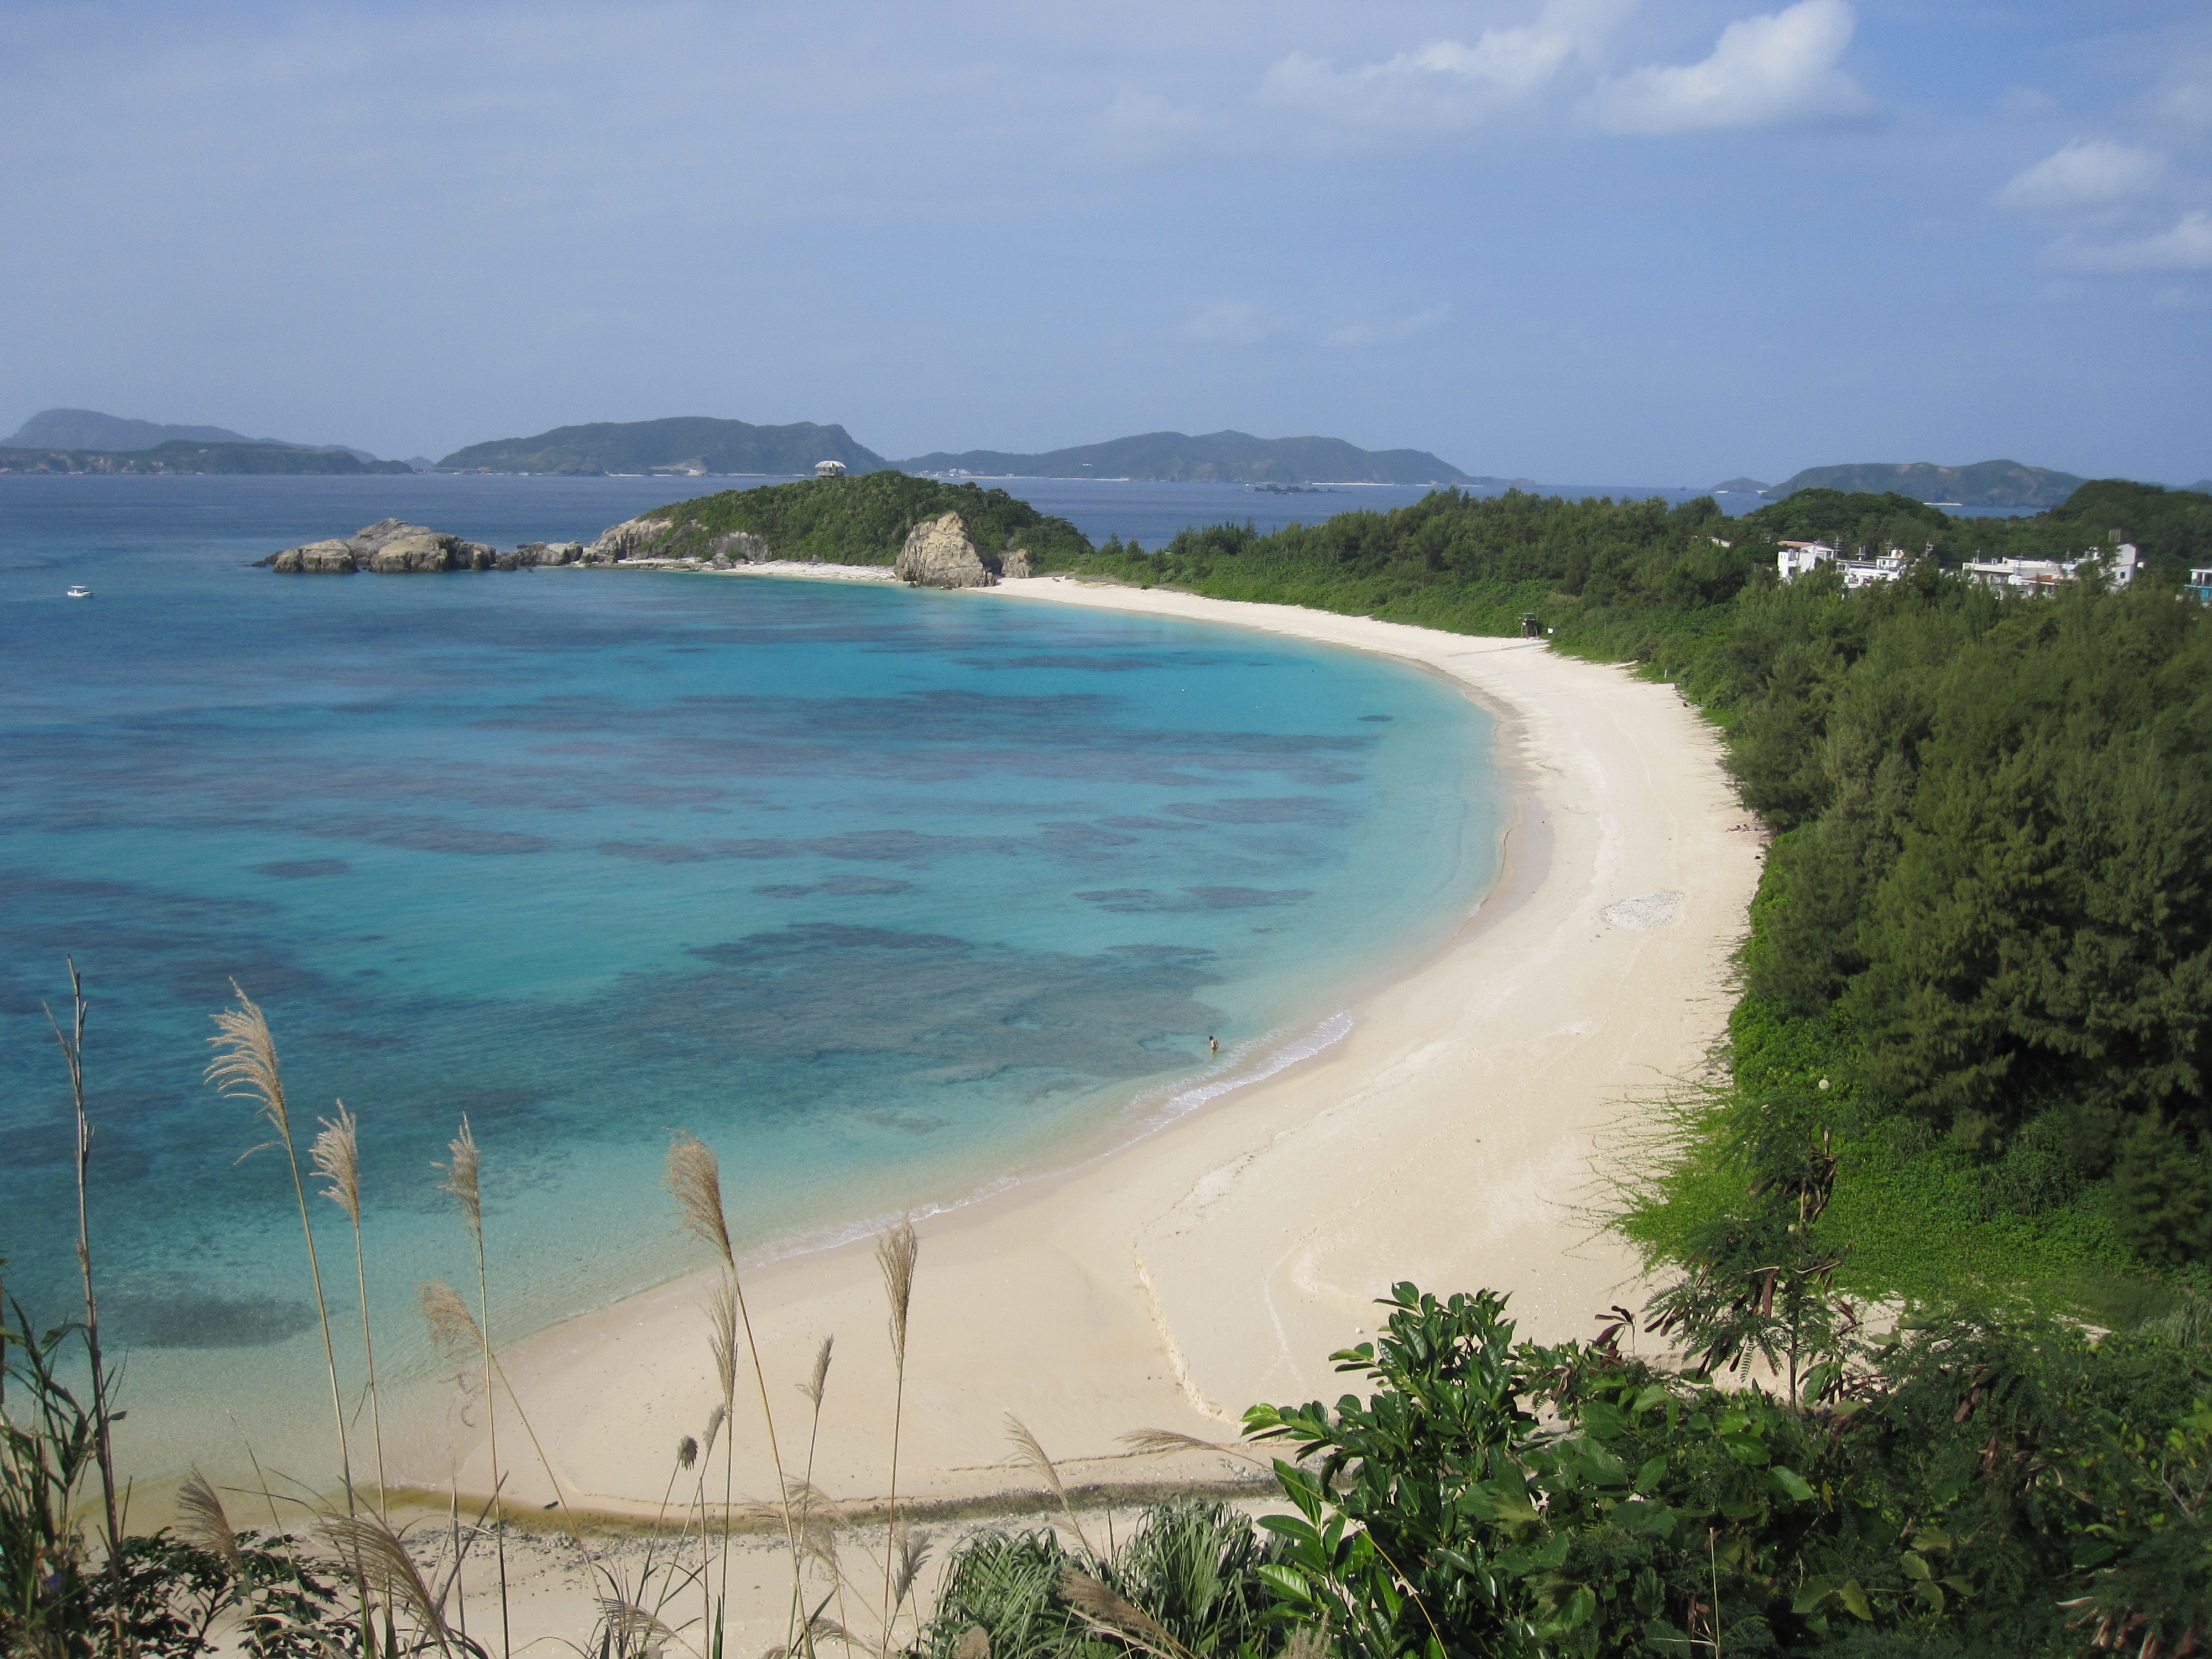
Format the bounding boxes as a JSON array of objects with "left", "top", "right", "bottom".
[{"left": 0, "top": 476, "right": 1500, "bottom": 1475}]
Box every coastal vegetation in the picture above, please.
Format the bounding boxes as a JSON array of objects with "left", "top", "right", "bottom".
[
  {"left": 10, "top": 978, "right": 2209, "bottom": 1655},
  {"left": 1051, "top": 481, "right": 2212, "bottom": 1316},
  {"left": 625, "top": 471, "right": 1093, "bottom": 566}
]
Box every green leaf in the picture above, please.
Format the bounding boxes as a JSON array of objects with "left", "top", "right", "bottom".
[
  {"left": 1255, "top": 1564, "right": 1319, "bottom": 1609},
  {"left": 1768, "top": 1465, "right": 1817, "bottom": 1503},
  {"left": 1838, "top": 1580, "right": 1873, "bottom": 1621}
]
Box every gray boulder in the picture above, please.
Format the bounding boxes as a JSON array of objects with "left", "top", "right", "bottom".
[
  {"left": 270, "top": 539, "right": 358, "bottom": 574},
  {"left": 1001, "top": 547, "right": 1034, "bottom": 579},
  {"left": 587, "top": 517, "right": 674, "bottom": 562},
  {"left": 264, "top": 518, "right": 494, "bottom": 574},
  {"left": 895, "top": 513, "right": 998, "bottom": 588}
]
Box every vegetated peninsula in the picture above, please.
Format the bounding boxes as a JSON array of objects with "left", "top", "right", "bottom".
[
  {"left": 593, "top": 471, "right": 1090, "bottom": 566},
  {"left": 1767, "top": 457, "right": 2087, "bottom": 507},
  {"left": 0, "top": 440, "right": 408, "bottom": 475},
  {"left": 895, "top": 429, "right": 1473, "bottom": 485},
  {"left": 0, "top": 406, "right": 398, "bottom": 471},
  {"left": 435, "top": 416, "right": 891, "bottom": 476}
]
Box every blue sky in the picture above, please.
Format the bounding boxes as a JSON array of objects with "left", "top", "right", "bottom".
[{"left": 2, "top": 1, "right": 2206, "bottom": 482}]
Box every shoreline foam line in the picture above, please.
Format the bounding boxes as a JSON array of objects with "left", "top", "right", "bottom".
[{"left": 400, "top": 576, "right": 1764, "bottom": 1607}]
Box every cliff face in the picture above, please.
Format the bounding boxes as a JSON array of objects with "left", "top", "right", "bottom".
[{"left": 894, "top": 513, "right": 999, "bottom": 587}]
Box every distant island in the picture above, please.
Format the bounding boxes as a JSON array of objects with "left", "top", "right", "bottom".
[
  {"left": 0, "top": 440, "right": 409, "bottom": 476},
  {"left": 1711, "top": 477, "right": 1771, "bottom": 494},
  {"left": 1766, "top": 458, "right": 2086, "bottom": 508},
  {"left": 435, "top": 417, "right": 891, "bottom": 476},
  {"left": 895, "top": 430, "right": 1472, "bottom": 486},
  {"left": 4, "top": 407, "right": 384, "bottom": 463}
]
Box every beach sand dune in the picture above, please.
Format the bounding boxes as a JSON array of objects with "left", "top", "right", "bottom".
[{"left": 393, "top": 576, "right": 1760, "bottom": 1554}]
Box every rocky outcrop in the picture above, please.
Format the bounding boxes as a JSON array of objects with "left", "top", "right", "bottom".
[
  {"left": 587, "top": 517, "right": 676, "bottom": 562},
  {"left": 1001, "top": 547, "right": 1034, "bottom": 579},
  {"left": 270, "top": 539, "right": 358, "bottom": 573},
  {"left": 895, "top": 513, "right": 998, "bottom": 588},
  {"left": 261, "top": 519, "right": 495, "bottom": 573}
]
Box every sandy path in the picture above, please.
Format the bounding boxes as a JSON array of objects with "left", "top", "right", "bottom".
[{"left": 391, "top": 573, "right": 1760, "bottom": 1542}]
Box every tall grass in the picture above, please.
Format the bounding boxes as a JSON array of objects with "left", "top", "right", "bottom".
[{"left": 11, "top": 975, "right": 1260, "bottom": 1659}]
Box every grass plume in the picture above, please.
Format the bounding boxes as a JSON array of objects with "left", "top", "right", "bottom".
[
  {"left": 435, "top": 1116, "right": 507, "bottom": 1658},
  {"left": 175, "top": 1470, "right": 241, "bottom": 1574},
  {"left": 206, "top": 985, "right": 372, "bottom": 1652},
  {"left": 1006, "top": 1414, "right": 1092, "bottom": 1557},
  {"left": 878, "top": 1217, "right": 920, "bottom": 1652},
  {"left": 314, "top": 1102, "right": 389, "bottom": 1518}
]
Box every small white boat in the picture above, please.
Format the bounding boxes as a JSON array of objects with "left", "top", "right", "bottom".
[{"left": 65, "top": 585, "right": 92, "bottom": 598}]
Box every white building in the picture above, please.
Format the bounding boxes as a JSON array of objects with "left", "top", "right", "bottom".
[
  {"left": 1776, "top": 541, "right": 1909, "bottom": 588},
  {"left": 814, "top": 458, "right": 847, "bottom": 477},
  {"left": 1962, "top": 542, "right": 2137, "bottom": 594}
]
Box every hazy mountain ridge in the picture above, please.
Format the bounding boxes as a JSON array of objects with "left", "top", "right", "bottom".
[
  {"left": 5, "top": 408, "right": 381, "bottom": 463},
  {"left": 1769, "top": 459, "right": 2087, "bottom": 508},
  {"left": 0, "top": 440, "right": 409, "bottom": 476},
  {"left": 436, "top": 417, "right": 891, "bottom": 476},
  {"left": 896, "top": 429, "right": 1470, "bottom": 485}
]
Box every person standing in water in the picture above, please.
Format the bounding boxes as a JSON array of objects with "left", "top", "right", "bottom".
[{"left": 1209, "top": 1035, "right": 1219, "bottom": 1055}]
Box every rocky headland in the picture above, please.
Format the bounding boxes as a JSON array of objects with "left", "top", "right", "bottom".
[{"left": 259, "top": 508, "right": 1039, "bottom": 585}]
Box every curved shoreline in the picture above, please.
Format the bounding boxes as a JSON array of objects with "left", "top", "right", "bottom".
[{"left": 397, "top": 574, "right": 1761, "bottom": 1530}]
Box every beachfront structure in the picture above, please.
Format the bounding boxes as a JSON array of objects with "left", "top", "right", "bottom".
[
  {"left": 814, "top": 458, "right": 847, "bottom": 477},
  {"left": 1962, "top": 542, "right": 2137, "bottom": 595},
  {"left": 2188, "top": 568, "right": 2212, "bottom": 604},
  {"left": 1776, "top": 541, "right": 1907, "bottom": 588}
]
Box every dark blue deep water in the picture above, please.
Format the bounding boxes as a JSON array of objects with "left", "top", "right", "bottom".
[{"left": 0, "top": 475, "right": 1500, "bottom": 1476}]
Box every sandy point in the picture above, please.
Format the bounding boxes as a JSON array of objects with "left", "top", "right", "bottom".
[{"left": 394, "top": 573, "right": 1762, "bottom": 1524}]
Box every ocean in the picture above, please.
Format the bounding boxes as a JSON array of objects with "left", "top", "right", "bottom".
[{"left": 0, "top": 473, "right": 1504, "bottom": 1480}]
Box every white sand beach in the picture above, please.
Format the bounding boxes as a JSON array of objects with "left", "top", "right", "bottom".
[{"left": 390, "top": 572, "right": 1762, "bottom": 1641}]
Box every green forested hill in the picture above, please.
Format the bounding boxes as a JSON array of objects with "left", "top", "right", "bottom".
[
  {"left": 628, "top": 470, "right": 1092, "bottom": 564},
  {"left": 1051, "top": 482, "right": 2212, "bottom": 1313},
  {"left": 1768, "top": 457, "right": 2086, "bottom": 507},
  {"left": 437, "top": 416, "right": 890, "bottom": 475},
  {"left": 896, "top": 429, "right": 1470, "bottom": 484},
  {"left": 0, "top": 440, "right": 408, "bottom": 474}
]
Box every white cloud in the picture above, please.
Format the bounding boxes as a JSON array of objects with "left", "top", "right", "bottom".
[
  {"left": 1326, "top": 306, "right": 1452, "bottom": 346},
  {"left": 1997, "top": 139, "right": 2163, "bottom": 212},
  {"left": 2152, "top": 62, "right": 2212, "bottom": 132},
  {"left": 1584, "top": 0, "right": 1874, "bottom": 135},
  {"left": 1257, "top": 0, "right": 1626, "bottom": 134},
  {"left": 2042, "top": 210, "right": 2212, "bottom": 274},
  {"left": 1181, "top": 302, "right": 1293, "bottom": 344}
]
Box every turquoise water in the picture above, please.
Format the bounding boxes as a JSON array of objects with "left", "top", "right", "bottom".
[{"left": 0, "top": 476, "right": 1499, "bottom": 1477}]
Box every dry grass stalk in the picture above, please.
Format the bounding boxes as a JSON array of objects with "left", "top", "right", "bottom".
[
  {"left": 420, "top": 1281, "right": 484, "bottom": 1371},
  {"left": 1004, "top": 1414, "right": 1092, "bottom": 1556},
  {"left": 1056, "top": 1567, "right": 1191, "bottom": 1659},
  {"left": 597, "top": 1595, "right": 680, "bottom": 1647},
  {"left": 1118, "top": 1428, "right": 1273, "bottom": 1468},
  {"left": 310, "top": 1105, "right": 361, "bottom": 1224},
  {"left": 708, "top": 1275, "right": 740, "bottom": 1407},
  {"left": 700, "top": 1404, "right": 728, "bottom": 1464},
  {"left": 315, "top": 1101, "right": 389, "bottom": 1517},
  {"left": 1281, "top": 1621, "right": 1331, "bottom": 1659},
  {"left": 889, "top": 1522, "right": 929, "bottom": 1611},
  {"left": 204, "top": 983, "right": 291, "bottom": 1142},
  {"left": 437, "top": 1118, "right": 484, "bottom": 1247},
  {"left": 799, "top": 1335, "right": 834, "bottom": 1408},
  {"left": 663, "top": 1131, "right": 801, "bottom": 1657},
  {"left": 176, "top": 1470, "right": 242, "bottom": 1572},
  {"left": 955, "top": 1627, "right": 991, "bottom": 1659},
  {"left": 877, "top": 1217, "right": 921, "bottom": 1654},
  {"left": 208, "top": 985, "right": 372, "bottom": 1652},
  {"left": 876, "top": 1220, "right": 917, "bottom": 1373},
  {"left": 320, "top": 1511, "right": 456, "bottom": 1655},
  {"left": 666, "top": 1132, "right": 734, "bottom": 1267}
]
